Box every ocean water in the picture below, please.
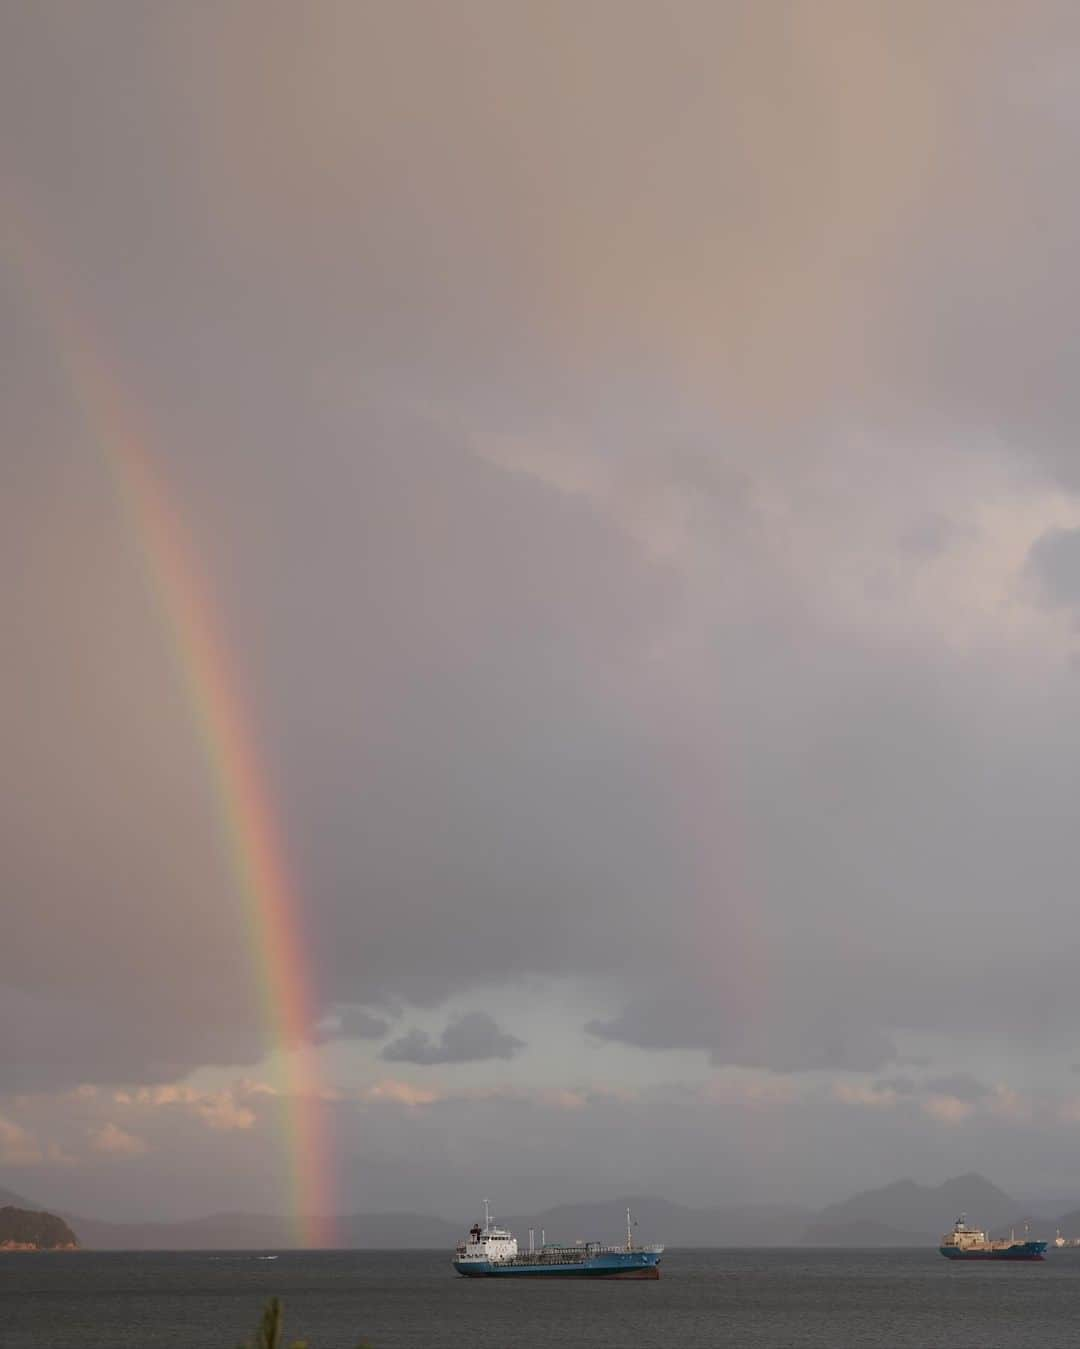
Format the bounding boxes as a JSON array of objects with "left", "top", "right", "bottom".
[{"left": 4, "top": 1247, "right": 1080, "bottom": 1349}]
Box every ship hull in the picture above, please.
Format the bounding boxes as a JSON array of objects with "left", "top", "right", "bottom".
[
  {"left": 454, "top": 1252, "right": 661, "bottom": 1278},
  {"left": 939, "top": 1243, "right": 1046, "bottom": 1261}
]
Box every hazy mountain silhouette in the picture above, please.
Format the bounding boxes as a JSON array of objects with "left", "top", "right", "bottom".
[
  {"left": 990, "top": 1207, "right": 1080, "bottom": 1242},
  {"left": 62, "top": 1197, "right": 809, "bottom": 1249},
  {"left": 1039, "top": 1209, "right": 1080, "bottom": 1242},
  {"left": 499, "top": 1197, "right": 810, "bottom": 1248},
  {"left": 3, "top": 1171, "right": 1064, "bottom": 1249},
  {"left": 0, "top": 1206, "right": 78, "bottom": 1249},
  {"left": 804, "top": 1173, "right": 1021, "bottom": 1245}
]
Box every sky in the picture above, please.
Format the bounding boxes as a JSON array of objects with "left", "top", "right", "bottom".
[{"left": 6, "top": 0, "right": 1080, "bottom": 1229}]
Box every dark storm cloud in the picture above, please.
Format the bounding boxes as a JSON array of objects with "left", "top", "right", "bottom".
[
  {"left": 5, "top": 0, "right": 1080, "bottom": 1164},
  {"left": 381, "top": 1012, "right": 525, "bottom": 1065}
]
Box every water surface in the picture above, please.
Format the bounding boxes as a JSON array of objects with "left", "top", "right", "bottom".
[{"left": 4, "top": 1247, "right": 1080, "bottom": 1348}]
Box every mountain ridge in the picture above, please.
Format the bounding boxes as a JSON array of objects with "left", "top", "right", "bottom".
[
  {"left": 0, "top": 1206, "right": 78, "bottom": 1250},
  {"left": 803, "top": 1171, "right": 1021, "bottom": 1246},
  {"left": 4, "top": 1172, "right": 1074, "bottom": 1249}
]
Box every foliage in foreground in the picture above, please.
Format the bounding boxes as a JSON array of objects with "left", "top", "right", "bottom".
[{"left": 237, "top": 1296, "right": 372, "bottom": 1349}]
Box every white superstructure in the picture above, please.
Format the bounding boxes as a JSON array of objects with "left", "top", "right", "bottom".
[
  {"left": 941, "top": 1215, "right": 990, "bottom": 1252},
  {"left": 453, "top": 1199, "right": 519, "bottom": 1267}
]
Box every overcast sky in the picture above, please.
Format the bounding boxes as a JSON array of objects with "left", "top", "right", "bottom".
[{"left": 7, "top": 1, "right": 1080, "bottom": 1226}]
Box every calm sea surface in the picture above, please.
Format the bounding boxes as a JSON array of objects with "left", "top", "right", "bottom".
[{"left": 5, "top": 1247, "right": 1080, "bottom": 1349}]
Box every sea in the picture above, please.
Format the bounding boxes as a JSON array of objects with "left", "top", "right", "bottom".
[{"left": 3, "top": 1247, "right": 1080, "bottom": 1349}]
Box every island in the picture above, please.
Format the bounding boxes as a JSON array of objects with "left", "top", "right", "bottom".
[{"left": 0, "top": 1206, "right": 79, "bottom": 1251}]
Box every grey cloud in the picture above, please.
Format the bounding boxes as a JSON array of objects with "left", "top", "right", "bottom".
[
  {"left": 12, "top": 1074, "right": 1080, "bottom": 1224},
  {"left": 381, "top": 1012, "right": 525, "bottom": 1065},
  {"left": 874, "top": 1077, "right": 918, "bottom": 1096},
  {"left": 336, "top": 1083, "right": 1080, "bottom": 1217},
  {"left": 897, "top": 515, "right": 955, "bottom": 561},
  {"left": 8, "top": 3, "right": 1080, "bottom": 1226},
  {"left": 1027, "top": 528, "right": 1080, "bottom": 607},
  {"left": 0, "top": 986, "right": 267, "bottom": 1095},
  {"left": 923, "top": 1074, "right": 992, "bottom": 1103},
  {"left": 586, "top": 997, "right": 898, "bottom": 1074},
  {"left": 335, "top": 1008, "right": 392, "bottom": 1041}
]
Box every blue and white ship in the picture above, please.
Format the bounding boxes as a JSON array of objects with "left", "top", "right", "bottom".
[
  {"left": 939, "top": 1215, "right": 1047, "bottom": 1261},
  {"left": 453, "top": 1201, "right": 663, "bottom": 1278}
]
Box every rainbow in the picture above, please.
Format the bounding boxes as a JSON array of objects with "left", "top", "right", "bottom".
[{"left": 7, "top": 223, "right": 335, "bottom": 1246}]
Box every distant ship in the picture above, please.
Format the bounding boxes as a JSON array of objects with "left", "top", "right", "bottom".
[
  {"left": 452, "top": 1201, "right": 663, "bottom": 1278},
  {"left": 939, "top": 1215, "right": 1047, "bottom": 1261}
]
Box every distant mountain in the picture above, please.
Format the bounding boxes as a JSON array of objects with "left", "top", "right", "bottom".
[
  {"left": 5, "top": 1171, "right": 1053, "bottom": 1250},
  {"left": 59, "top": 1197, "right": 810, "bottom": 1250},
  {"left": 339, "top": 1211, "right": 463, "bottom": 1249},
  {"left": 0, "top": 1206, "right": 78, "bottom": 1250},
  {"left": 802, "top": 1217, "right": 929, "bottom": 1246},
  {"left": 500, "top": 1197, "right": 811, "bottom": 1248},
  {"left": 804, "top": 1173, "right": 1020, "bottom": 1245}
]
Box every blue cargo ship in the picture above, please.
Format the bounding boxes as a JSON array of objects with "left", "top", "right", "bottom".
[
  {"left": 939, "top": 1215, "right": 1047, "bottom": 1261},
  {"left": 453, "top": 1202, "right": 663, "bottom": 1278}
]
